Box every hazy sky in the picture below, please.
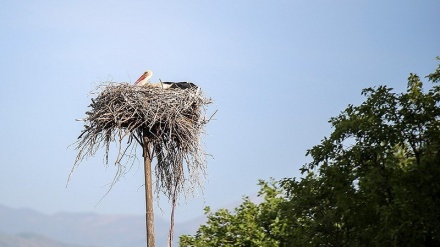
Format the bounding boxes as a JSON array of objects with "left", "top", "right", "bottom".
[{"left": 1, "top": 0, "right": 439, "bottom": 223}]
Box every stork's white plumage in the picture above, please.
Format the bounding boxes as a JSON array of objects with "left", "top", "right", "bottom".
[
  {"left": 151, "top": 82, "right": 172, "bottom": 89},
  {"left": 134, "top": 70, "right": 153, "bottom": 86}
]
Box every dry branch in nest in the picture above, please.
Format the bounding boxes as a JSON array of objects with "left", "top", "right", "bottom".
[{"left": 70, "top": 82, "right": 213, "bottom": 200}]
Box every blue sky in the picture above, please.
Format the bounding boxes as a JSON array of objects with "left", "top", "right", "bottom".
[{"left": 0, "top": 0, "right": 439, "bottom": 223}]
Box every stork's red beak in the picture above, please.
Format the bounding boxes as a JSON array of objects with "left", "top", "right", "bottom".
[{"left": 134, "top": 73, "right": 146, "bottom": 85}]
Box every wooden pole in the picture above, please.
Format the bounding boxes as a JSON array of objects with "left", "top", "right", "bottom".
[{"left": 142, "top": 134, "right": 155, "bottom": 247}]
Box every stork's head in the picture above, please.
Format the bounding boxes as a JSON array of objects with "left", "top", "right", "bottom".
[
  {"left": 134, "top": 70, "right": 153, "bottom": 85},
  {"left": 144, "top": 70, "right": 153, "bottom": 80}
]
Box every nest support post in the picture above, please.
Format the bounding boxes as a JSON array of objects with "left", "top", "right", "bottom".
[{"left": 142, "top": 131, "right": 155, "bottom": 247}]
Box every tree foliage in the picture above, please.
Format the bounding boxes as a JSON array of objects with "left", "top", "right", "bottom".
[
  {"left": 180, "top": 60, "right": 440, "bottom": 247},
  {"left": 179, "top": 179, "right": 287, "bottom": 247}
]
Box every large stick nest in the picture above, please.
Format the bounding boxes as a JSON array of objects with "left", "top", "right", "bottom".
[{"left": 70, "top": 82, "right": 213, "bottom": 199}]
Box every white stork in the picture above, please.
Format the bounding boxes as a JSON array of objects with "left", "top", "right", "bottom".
[
  {"left": 134, "top": 70, "right": 153, "bottom": 86},
  {"left": 134, "top": 70, "right": 198, "bottom": 89}
]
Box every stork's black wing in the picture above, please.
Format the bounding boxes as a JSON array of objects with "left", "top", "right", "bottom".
[{"left": 162, "top": 82, "right": 198, "bottom": 89}]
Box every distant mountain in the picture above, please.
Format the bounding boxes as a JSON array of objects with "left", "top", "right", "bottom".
[
  {"left": 0, "top": 232, "right": 93, "bottom": 247},
  {"left": 0, "top": 204, "right": 206, "bottom": 247}
]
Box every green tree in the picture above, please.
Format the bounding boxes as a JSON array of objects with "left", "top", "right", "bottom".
[
  {"left": 180, "top": 60, "right": 440, "bottom": 247},
  {"left": 180, "top": 180, "right": 288, "bottom": 247},
  {"left": 281, "top": 60, "right": 440, "bottom": 246}
]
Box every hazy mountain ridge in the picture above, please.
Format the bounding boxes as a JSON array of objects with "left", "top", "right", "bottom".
[
  {"left": 0, "top": 232, "right": 94, "bottom": 247},
  {"left": 0, "top": 204, "right": 205, "bottom": 247}
]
